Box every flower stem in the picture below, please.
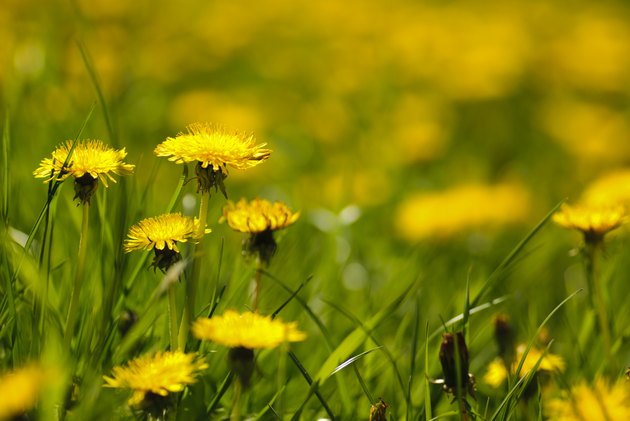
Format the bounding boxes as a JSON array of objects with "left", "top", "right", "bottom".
[
  {"left": 64, "top": 203, "right": 90, "bottom": 351},
  {"left": 180, "top": 191, "right": 209, "bottom": 348},
  {"left": 254, "top": 257, "right": 262, "bottom": 311},
  {"left": 584, "top": 243, "right": 612, "bottom": 363},
  {"left": 168, "top": 284, "right": 179, "bottom": 351},
  {"left": 231, "top": 379, "right": 243, "bottom": 421}
]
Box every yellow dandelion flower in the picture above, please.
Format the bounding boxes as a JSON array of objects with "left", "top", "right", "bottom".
[
  {"left": 124, "top": 213, "right": 211, "bottom": 272},
  {"left": 546, "top": 377, "right": 630, "bottom": 420},
  {"left": 124, "top": 213, "right": 209, "bottom": 253},
  {"left": 0, "top": 365, "right": 46, "bottom": 419},
  {"left": 33, "top": 140, "right": 134, "bottom": 204},
  {"left": 103, "top": 351, "right": 207, "bottom": 407},
  {"left": 484, "top": 344, "right": 565, "bottom": 388},
  {"left": 552, "top": 203, "right": 626, "bottom": 244},
  {"left": 221, "top": 198, "right": 300, "bottom": 234},
  {"left": 221, "top": 198, "right": 299, "bottom": 264},
  {"left": 394, "top": 182, "right": 531, "bottom": 241},
  {"left": 154, "top": 123, "right": 271, "bottom": 194},
  {"left": 192, "top": 310, "right": 306, "bottom": 349}
]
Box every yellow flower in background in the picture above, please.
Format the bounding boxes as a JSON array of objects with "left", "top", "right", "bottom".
[
  {"left": 155, "top": 122, "right": 271, "bottom": 195},
  {"left": 552, "top": 203, "right": 626, "bottom": 244},
  {"left": 484, "top": 344, "right": 565, "bottom": 388},
  {"left": 192, "top": 310, "right": 306, "bottom": 349},
  {"left": 124, "top": 213, "right": 209, "bottom": 253},
  {"left": 103, "top": 351, "right": 207, "bottom": 406},
  {"left": 581, "top": 169, "right": 630, "bottom": 208},
  {"left": 221, "top": 198, "right": 300, "bottom": 234},
  {"left": 546, "top": 377, "right": 630, "bottom": 420},
  {"left": 0, "top": 365, "right": 47, "bottom": 420},
  {"left": 33, "top": 140, "right": 134, "bottom": 204},
  {"left": 394, "top": 182, "right": 530, "bottom": 241},
  {"left": 124, "top": 213, "right": 211, "bottom": 271}
]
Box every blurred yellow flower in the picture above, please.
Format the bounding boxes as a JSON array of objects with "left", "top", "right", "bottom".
[
  {"left": 154, "top": 122, "right": 270, "bottom": 173},
  {"left": 581, "top": 169, "right": 630, "bottom": 208},
  {"left": 553, "top": 203, "right": 626, "bottom": 244},
  {"left": 103, "top": 351, "right": 207, "bottom": 406},
  {"left": 192, "top": 310, "right": 306, "bottom": 349},
  {"left": 546, "top": 377, "right": 630, "bottom": 420},
  {"left": 394, "top": 182, "right": 530, "bottom": 241},
  {"left": 0, "top": 365, "right": 46, "bottom": 420},
  {"left": 221, "top": 198, "right": 299, "bottom": 234},
  {"left": 484, "top": 344, "right": 565, "bottom": 388},
  {"left": 33, "top": 139, "right": 134, "bottom": 186},
  {"left": 124, "top": 213, "right": 209, "bottom": 253}
]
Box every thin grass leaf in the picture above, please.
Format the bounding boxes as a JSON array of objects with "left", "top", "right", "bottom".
[
  {"left": 471, "top": 201, "right": 564, "bottom": 308},
  {"left": 288, "top": 351, "right": 336, "bottom": 420},
  {"left": 253, "top": 385, "right": 285, "bottom": 420},
  {"left": 315, "top": 282, "right": 413, "bottom": 386},
  {"left": 206, "top": 371, "right": 234, "bottom": 416},
  {"left": 271, "top": 275, "right": 312, "bottom": 319},
  {"left": 2, "top": 111, "right": 10, "bottom": 221},
  {"left": 424, "top": 322, "right": 433, "bottom": 421},
  {"left": 77, "top": 41, "right": 116, "bottom": 144},
  {"left": 352, "top": 364, "right": 375, "bottom": 404},
  {"left": 329, "top": 346, "right": 382, "bottom": 376},
  {"left": 407, "top": 294, "right": 420, "bottom": 421},
  {"left": 322, "top": 297, "right": 407, "bottom": 395}
]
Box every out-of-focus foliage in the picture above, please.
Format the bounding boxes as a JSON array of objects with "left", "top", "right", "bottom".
[{"left": 4, "top": 0, "right": 630, "bottom": 236}]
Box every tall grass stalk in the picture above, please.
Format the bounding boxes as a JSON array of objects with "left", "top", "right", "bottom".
[
  {"left": 583, "top": 243, "right": 612, "bottom": 364},
  {"left": 64, "top": 202, "right": 90, "bottom": 351}
]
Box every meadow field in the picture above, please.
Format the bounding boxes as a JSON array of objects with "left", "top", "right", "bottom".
[{"left": 2, "top": 0, "right": 630, "bottom": 419}]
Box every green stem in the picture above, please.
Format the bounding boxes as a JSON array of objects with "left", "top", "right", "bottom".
[
  {"left": 180, "top": 191, "right": 209, "bottom": 348},
  {"left": 231, "top": 380, "right": 243, "bottom": 421},
  {"left": 584, "top": 243, "right": 612, "bottom": 364},
  {"left": 168, "top": 284, "right": 179, "bottom": 351},
  {"left": 254, "top": 258, "right": 262, "bottom": 311},
  {"left": 64, "top": 203, "right": 90, "bottom": 352}
]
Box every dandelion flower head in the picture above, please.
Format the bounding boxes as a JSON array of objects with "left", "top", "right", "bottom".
[
  {"left": 154, "top": 122, "right": 271, "bottom": 173},
  {"left": 0, "top": 364, "right": 47, "bottom": 419},
  {"left": 192, "top": 310, "right": 306, "bottom": 349},
  {"left": 546, "top": 377, "right": 630, "bottom": 420},
  {"left": 484, "top": 344, "right": 565, "bottom": 388},
  {"left": 221, "top": 198, "right": 300, "bottom": 234},
  {"left": 124, "top": 213, "right": 210, "bottom": 253},
  {"left": 33, "top": 140, "right": 134, "bottom": 187},
  {"left": 552, "top": 203, "right": 626, "bottom": 243},
  {"left": 103, "top": 351, "right": 207, "bottom": 406}
]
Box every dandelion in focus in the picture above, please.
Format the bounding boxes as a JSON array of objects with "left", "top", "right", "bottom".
[
  {"left": 545, "top": 377, "right": 630, "bottom": 420},
  {"left": 193, "top": 310, "right": 305, "bottom": 387},
  {"left": 33, "top": 139, "right": 134, "bottom": 205},
  {"left": 154, "top": 122, "right": 271, "bottom": 197},
  {"left": 124, "top": 213, "right": 210, "bottom": 272},
  {"left": 103, "top": 351, "right": 207, "bottom": 409}
]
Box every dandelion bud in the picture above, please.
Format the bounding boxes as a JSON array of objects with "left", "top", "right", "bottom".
[
  {"left": 118, "top": 309, "right": 138, "bottom": 336},
  {"left": 73, "top": 174, "right": 98, "bottom": 205},
  {"left": 369, "top": 398, "right": 389, "bottom": 421},
  {"left": 228, "top": 346, "right": 255, "bottom": 389},
  {"left": 439, "top": 332, "right": 473, "bottom": 397},
  {"left": 493, "top": 313, "right": 516, "bottom": 366},
  {"left": 195, "top": 162, "right": 228, "bottom": 197}
]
